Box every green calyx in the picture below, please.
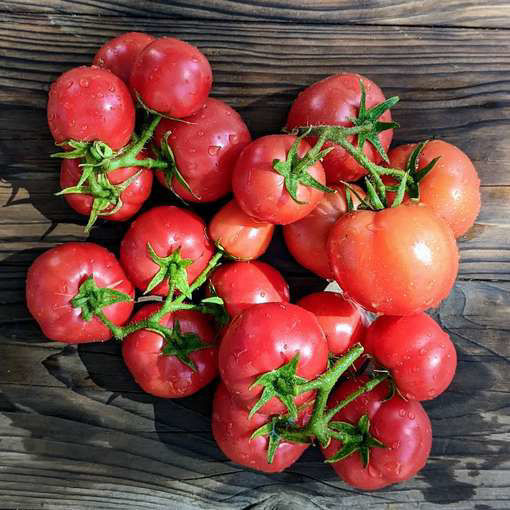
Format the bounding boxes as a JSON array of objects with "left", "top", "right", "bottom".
[{"left": 402, "top": 140, "right": 440, "bottom": 201}]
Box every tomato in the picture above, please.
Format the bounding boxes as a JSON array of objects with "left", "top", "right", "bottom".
[
  {"left": 59, "top": 150, "right": 153, "bottom": 222},
  {"left": 219, "top": 302, "right": 328, "bottom": 415},
  {"left": 47, "top": 66, "right": 135, "bottom": 150},
  {"left": 363, "top": 313, "right": 457, "bottom": 401},
  {"left": 328, "top": 202, "right": 459, "bottom": 315},
  {"left": 208, "top": 200, "right": 274, "bottom": 260},
  {"left": 321, "top": 376, "right": 432, "bottom": 490},
  {"left": 154, "top": 98, "right": 251, "bottom": 202},
  {"left": 283, "top": 183, "right": 364, "bottom": 279},
  {"left": 93, "top": 32, "right": 155, "bottom": 89},
  {"left": 208, "top": 261, "right": 290, "bottom": 318},
  {"left": 26, "top": 242, "right": 134, "bottom": 344},
  {"left": 286, "top": 73, "right": 393, "bottom": 182},
  {"left": 120, "top": 206, "right": 214, "bottom": 296},
  {"left": 296, "top": 291, "right": 365, "bottom": 356},
  {"left": 387, "top": 140, "right": 481, "bottom": 238},
  {"left": 130, "top": 37, "right": 212, "bottom": 118},
  {"left": 212, "top": 382, "right": 311, "bottom": 473},
  {"left": 122, "top": 304, "right": 217, "bottom": 398}
]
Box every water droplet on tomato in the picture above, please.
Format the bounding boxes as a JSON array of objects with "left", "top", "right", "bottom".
[
  {"left": 79, "top": 78, "right": 90, "bottom": 88},
  {"left": 208, "top": 145, "right": 220, "bottom": 156},
  {"left": 229, "top": 134, "right": 238, "bottom": 144},
  {"left": 191, "top": 57, "right": 199, "bottom": 63},
  {"left": 63, "top": 102, "right": 71, "bottom": 109},
  {"left": 49, "top": 113, "right": 56, "bottom": 120},
  {"left": 408, "top": 412, "right": 415, "bottom": 420},
  {"left": 399, "top": 409, "right": 406, "bottom": 417},
  {"left": 412, "top": 366, "right": 419, "bottom": 373},
  {"left": 428, "top": 389, "right": 436, "bottom": 397},
  {"left": 97, "top": 92, "right": 104, "bottom": 98},
  {"left": 109, "top": 86, "right": 115, "bottom": 93},
  {"left": 197, "top": 130, "right": 205, "bottom": 137},
  {"left": 190, "top": 148, "right": 197, "bottom": 154},
  {"left": 419, "top": 348, "right": 426, "bottom": 355},
  {"left": 225, "top": 110, "right": 232, "bottom": 116},
  {"left": 81, "top": 124, "right": 88, "bottom": 131},
  {"left": 368, "top": 465, "right": 381, "bottom": 478},
  {"left": 65, "top": 80, "right": 74, "bottom": 89},
  {"left": 392, "top": 440, "right": 400, "bottom": 449}
]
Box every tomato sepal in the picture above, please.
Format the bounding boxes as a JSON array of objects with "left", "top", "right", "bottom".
[{"left": 197, "top": 295, "right": 230, "bottom": 328}]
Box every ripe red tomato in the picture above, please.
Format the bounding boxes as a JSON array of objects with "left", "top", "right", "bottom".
[
  {"left": 219, "top": 302, "right": 328, "bottom": 415},
  {"left": 283, "top": 183, "right": 365, "bottom": 279},
  {"left": 328, "top": 202, "right": 459, "bottom": 315},
  {"left": 387, "top": 140, "right": 481, "bottom": 238},
  {"left": 154, "top": 98, "right": 251, "bottom": 202},
  {"left": 130, "top": 37, "right": 212, "bottom": 118},
  {"left": 232, "top": 135, "right": 327, "bottom": 225},
  {"left": 60, "top": 150, "right": 153, "bottom": 222},
  {"left": 122, "top": 304, "right": 217, "bottom": 398},
  {"left": 321, "top": 376, "right": 432, "bottom": 490},
  {"left": 208, "top": 200, "right": 274, "bottom": 260},
  {"left": 212, "top": 382, "right": 311, "bottom": 473},
  {"left": 47, "top": 66, "right": 135, "bottom": 150},
  {"left": 26, "top": 242, "right": 134, "bottom": 344},
  {"left": 120, "top": 206, "right": 214, "bottom": 296},
  {"left": 286, "top": 73, "right": 393, "bottom": 182},
  {"left": 208, "top": 261, "right": 290, "bottom": 318},
  {"left": 297, "top": 291, "right": 365, "bottom": 356},
  {"left": 93, "top": 32, "right": 155, "bottom": 88},
  {"left": 363, "top": 313, "right": 457, "bottom": 401}
]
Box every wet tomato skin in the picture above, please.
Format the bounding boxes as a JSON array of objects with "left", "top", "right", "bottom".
[
  {"left": 363, "top": 313, "right": 457, "bottom": 401},
  {"left": 122, "top": 304, "right": 217, "bottom": 398}
]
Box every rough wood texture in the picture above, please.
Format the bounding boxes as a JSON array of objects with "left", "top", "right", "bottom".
[{"left": 0, "top": 6, "right": 509, "bottom": 510}]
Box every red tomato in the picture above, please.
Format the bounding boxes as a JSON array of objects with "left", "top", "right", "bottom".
[
  {"left": 208, "top": 200, "right": 274, "bottom": 260},
  {"left": 120, "top": 206, "right": 214, "bottom": 296},
  {"left": 286, "top": 73, "right": 393, "bottom": 182},
  {"left": 387, "top": 140, "right": 481, "bottom": 238},
  {"left": 219, "top": 302, "right": 328, "bottom": 415},
  {"left": 321, "top": 376, "right": 432, "bottom": 490},
  {"left": 47, "top": 66, "right": 135, "bottom": 150},
  {"left": 154, "top": 98, "right": 251, "bottom": 202},
  {"left": 60, "top": 150, "right": 153, "bottom": 222},
  {"left": 208, "top": 261, "right": 290, "bottom": 318},
  {"left": 212, "top": 382, "right": 311, "bottom": 473},
  {"left": 328, "top": 202, "right": 459, "bottom": 315},
  {"left": 26, "top": 242, "right": 134, "bottom": 344},
  {"left": 297, "top": 291, "right": 365, "bottom": 356},
  {"left": 232, "top": 135, "right": 327, "bottom": 225},
  {"left": 122, "top": 304, "right": 217, "bottom": 398},
  {"left": 363, "top": 313, "right": 457, "bottom": 400},
  {"left": 130, "top": 37, "right": 212, "bottom": 118},
  {"left": 93, "top": 32, "right": 155, "bottom": 88},
  {"left": 283, "top": 183, "right": 365, "bottom": 279}
]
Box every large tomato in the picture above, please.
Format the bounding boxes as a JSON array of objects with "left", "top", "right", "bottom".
[
  {"left": 387, "top": 140, "right": 481, "bottom": 238},
  {"left": 286, "top": 73, "right": 393, "bottom": 182},
  {"left": 208, "top": 261, "right": 290, "bottom": 318},
  {"left": 208, "top": 200, "right": 274, "bottom": 260},
  {"left": 120, "top": 206, "right": 214, "bottom": 296},
  {"left": 154, "top": 98, "right": 251, "bottom": 202},
  {"left": 219, "top": 302, "right": 328, "bottom": 415},
  {"left": 26, "top": 242, "right": 134, "bottom": 343},
  {"left": 122, "top": 304, "right": 217, "bottom": 398},
  {"left": 363, "top": 313, "right": 457, "bottom": 401},
  {"left": 212, "top": 382, "right": 311, "bottom": 473},
  {"left": 283, "top": 183, "right": 364, "bottom": 279},
  {"left": 321, "top": 376, "right": 432, "bottom": 490},
  {"left": 130, "top": 37, "right": 212, "bottom": 118},
  {"left": 60, "top": 150, "right": 153, "bottom": 222},
  {"left": 47, "top": 66, "right": 135, "bottom": 150},
  {"left": 232, "top": 135, "right": 327, "bottom": 225},
  {"left": 328, "top": 202, "right": 459, "bottom": 315}
]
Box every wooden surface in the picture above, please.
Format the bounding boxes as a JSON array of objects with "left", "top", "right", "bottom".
[{"left": 1, "top": 2, "right": 509, "bottom": 509}]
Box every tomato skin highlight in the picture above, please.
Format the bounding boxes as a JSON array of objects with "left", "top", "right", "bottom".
[
  {"left": 297, "top": 291, "right": 365, "bottom": 356},
  {"left": 219, "top": 302, "right": 328, "bottom": 415},
  {"left": 286, "top": 73, "right": 393, "bottom": 183},
  {"left": 119, "top": 206, "right": 214, "bottom": 296},
  {"left": 208, "top": 200, "right": 274, "bottom": 261},
  {"left": 328, "top": 202, "right": 459, "bottom": 316},
  {"left": 283, "top": 183, "right": 364, "bottom": 279},
  {"left": 363, "top": 313, "right": 457, "bottom": 401},
  {"left": 154, "top": 98, "right": 251, "bottom": 202},
  {"left": 212, "top": 382, "right": 311, "bottom": 473},
  {"left": 47, "top": 66, "right": 135, "bottom": 150},
  {"left": 122, "top": 304, "right": 217, "bottom": 398},
  {"left": 232, "top": 135, "right": 327, "bottom": 225},
  {"left": 130, "top": 37, "right": 212, "bottom": 118},
  {"left": 387, "top": 140, "right": 481, "bottom": 238},
  {"left": 321, "top": 376, "right": 432, "bottom": 490},
  {"left": 208, "top": 261, "right": 290, "bottom": 318},
  {"left": 26, "top": 242, "right": 134, "bottom": 344}
]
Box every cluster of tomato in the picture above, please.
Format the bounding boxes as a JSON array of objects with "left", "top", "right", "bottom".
[{"left": 26, "top": 32, "right": 481, "bottom": 490}]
